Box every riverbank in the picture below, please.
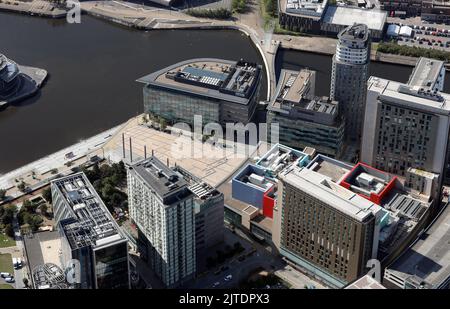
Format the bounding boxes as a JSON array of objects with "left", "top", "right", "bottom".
[{"left": 0, "top": 0, "right": 66, "bottom": 18}]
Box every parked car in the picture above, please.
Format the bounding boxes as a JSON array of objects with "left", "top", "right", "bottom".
[
  {"left": 212, "top": 281, "right": 220, "bottom": 288},
  {"left": 0, "top": 272, "right": 11, "bottom": 278},
  {"left": 5, "top": 276, "right": 15, "bottom": 283}
]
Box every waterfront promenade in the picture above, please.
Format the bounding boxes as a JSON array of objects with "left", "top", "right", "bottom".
[
  {"left": 0, "top": 125, "right": 122, "bottom": 204},
  {"left": 0, "top": 0, "right": 66, "bottom": 18}
]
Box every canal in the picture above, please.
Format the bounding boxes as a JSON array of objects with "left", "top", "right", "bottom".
[{"left": 0, "top": 12, "right": 447, "bottom": 173}]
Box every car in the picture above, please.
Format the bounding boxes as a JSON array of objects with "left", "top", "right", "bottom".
[
  {"left": 224, "top": 274, "right": 233, "bottom": 281},
  {"left": 212, "top": 282, "right": 220, "bottom": 288},
  {"left": 5, "top": 276, "right": 15, "bottom": 283},
  {"left": 0, "top": 272, "right": 11, "bottom": 278}
]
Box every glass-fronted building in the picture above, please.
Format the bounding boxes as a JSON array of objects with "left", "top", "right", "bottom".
[
  {"left": 137, "top": 58, "right": 262, "bottom": 127},
  {"left": 52, "top": 173, "right": 130, "bottom": 289}
]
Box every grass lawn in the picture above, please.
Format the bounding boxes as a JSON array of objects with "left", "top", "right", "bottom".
[
  {"left": 0, "top": 284, "right": 14, "bottom": 289},
  {"left": 0, "top": 234, "right": 16, "bottom": 248},
  {"left": 0, "top": 253, "right": 14, "bottom": 274}
]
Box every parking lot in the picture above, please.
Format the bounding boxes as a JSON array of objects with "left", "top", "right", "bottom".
[{"left": 388, "top": 17, "right": 450, "bottom": 51}]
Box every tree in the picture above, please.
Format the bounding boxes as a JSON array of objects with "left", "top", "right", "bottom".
[
  {"left": 4, "top": 224, "right": 14, "bottom": 238},
  {"left": 22, "top": 199, "right": 36, "bottom": 213},
  {"left": 42, "top": 188, "right": 52, "bottom": 204},
  {"left": 0, "top": 189, "right": 6, "bottom": 200},
  {"left": 17, "top": 181, "right": 26, "bottom": 192},
  {"left": 40, "top": 204, "right": 48, "bottom": 216},
  {"left": 23, "top": 278, "right": 29, "bottom": 288}
]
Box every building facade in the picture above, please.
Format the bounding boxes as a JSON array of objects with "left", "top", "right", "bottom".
[
  {"left": 361, "top": 58, "right": 450, "bottom": 185},
  {"left": 173, "top": 165, "right": 224, "bottom": 261},
  {"left": 127, "top": 157, "right": 196, "bottom": 287},
  {"left": 330, "top": 23, "right": 371, "bottom": 142},
  {"left": 273, "top": 166, "right": 381, "bottom": 288},
  {"left": 51, "top": 173, "right": 130, "bottom": 289},
  {"left": 267, "top": 69, "right": 345, "bottom": 158},
  {"left": 137, "top": 58, "right": 262, "bottom": 127}
]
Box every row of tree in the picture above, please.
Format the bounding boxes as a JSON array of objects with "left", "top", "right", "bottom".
[
  {"left": 186, "top": 8, "right": 232, "bottom": 20},
  {"left": 378, "top": 42, "right": 450, "bottom": 62}
]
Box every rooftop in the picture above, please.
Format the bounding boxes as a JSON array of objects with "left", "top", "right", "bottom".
[
  {"left": 281, "top": 0, "right": 328, "bottom": 19},
  {"left": 338, "top": 23, "right": 369, "bottom": 42},
  {"left": 367, "top": 76, "right": 450, "bottom": 115},
  {"left": 279, "top": 166, "right": 383, "bottom": 222},
  {"left": 52, "top": 173, "right": 126, "bottom": 250},
  {"left": 129, "top": 156, "right": 191, "bottom": 204},
  {"left": 137, "top": 58, "right": 261, "bottom": 105},
  {"left": 339, "top": 163, "right": 397, "bottom": 205},
  {"left": 255, "top": 143, "right": 310, "bottom": 177},
  {"left": 345, "top": 275, "right": 386, "bottom": 289},
  {"left": 306, "top": 154, "right": 353, "bottom": 183},
  {"left": 407, "top": 57, "right": 444, "bottom": 91},
  {"left": 385, "top": 203, "right": 450, "bottom": 288},
  {"left": 323, "top": 6, "right": 387, "bottom": 31}
]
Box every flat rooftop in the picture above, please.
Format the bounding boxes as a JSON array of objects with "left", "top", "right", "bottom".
[
  {"left": 345, "top": 275, "right": 386, "bottom": 289},
  {"left": 137, "top": 58, "right": 261, "bottom": 105},
  {"left": 52, "top": 173, "right": 125, "bottom": 250},
  {"left": 256, "top": 143, "right": 310, "bottom": 176},
  {"left": 274, "top": 69, "right": 314, "bottom": 104},
  {"left": 279, "top": 166, "right": 382, "bottom": 222},
  {"left": 385, "top": 203, "right": 450, "bottom": 288},
  {"left": 281, "top": 0, "right": 328, "bottom": 19},
  {"left": 322, "top": 6, "right": 387, "bottom": 31},
  {"left": 408, "top": 57, "right": 444, "bottom": 90},
  {"left": 367, "top": 77, "right": 450, "bottom": 115},
  {"left": 130, "top": 156, "right": 191, "bottom": 203},
  {"left": 306, "top": 154, "right": 353, "bottom": 183}
]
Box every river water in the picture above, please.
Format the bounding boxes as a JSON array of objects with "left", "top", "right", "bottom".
[{"left": 0, "top": 12, "right": 447, "bottom": 173}]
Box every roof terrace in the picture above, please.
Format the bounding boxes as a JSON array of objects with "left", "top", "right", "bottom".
[{"left": 137, "top": 58, "right": 261, "bottom": 105}]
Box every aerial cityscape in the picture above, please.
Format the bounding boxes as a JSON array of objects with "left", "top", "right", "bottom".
[{"left": 1, "top": 0, "right": 450, "bottom": 297}]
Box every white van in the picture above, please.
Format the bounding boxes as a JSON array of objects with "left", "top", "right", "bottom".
[
  {"left": 5, "top": 276, "right": 15, "bottom": 283},
  {"left": 12, "top": 257, "right": 18, "bottom": 269},
  {"left": 17, "top": 258, "right": 22, "bottom": 268}
]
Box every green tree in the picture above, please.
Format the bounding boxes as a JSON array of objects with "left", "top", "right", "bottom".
[
  {"left": 0, "top": 189, "right": 6, "bottom": 200},
  {"left": 40, "top": 204, "right": 48, "bottom": 216},
  {"left": 17, "top": 181, "right": 26, "bottom": 192},
  {"left": 42, "top": 188, "right": 52, "bottom": 204},
  {"left": 4, "top": 224, "right": 14, "bottom": 238}
]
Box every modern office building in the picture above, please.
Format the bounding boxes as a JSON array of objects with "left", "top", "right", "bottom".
[
  {"left": 330, "top": 23, "right": 371, "bottom": 142},
  {"left": 173, "top": 165, "right": 224, "bottom": 261},
  {"left": 137, "top": 58, "right": 262, "bottom": 127},
  {"left": 272, "top": 154, "right": 432, "bottom": 287},
  {"left": 224, "top": 144, "right": 313, "bottom": 243},
  {"left": 51, "top": 173, "right": 130, "bottom": 289},
  {"left": 361, "top": 57, "right": 450, "bottom": 185},
  {"left": 127, "top": 156, "right": 196, "bottom": 287},
  {"left": 279, "top": 2, "right": 386, "bottom": 40},
  {"left": 267, "top": 69, "right": 345, "bottom": 158},
  {"left": 320, "top": 6, "right": 387, "bottom": 41}
]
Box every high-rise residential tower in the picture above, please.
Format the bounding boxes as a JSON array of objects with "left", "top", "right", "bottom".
[
  {"left": 127, "top": 156, "right": 196, "bottom": 287},
  {"left": 330, "top": 23, "right": 371, "bottom": 142}
]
